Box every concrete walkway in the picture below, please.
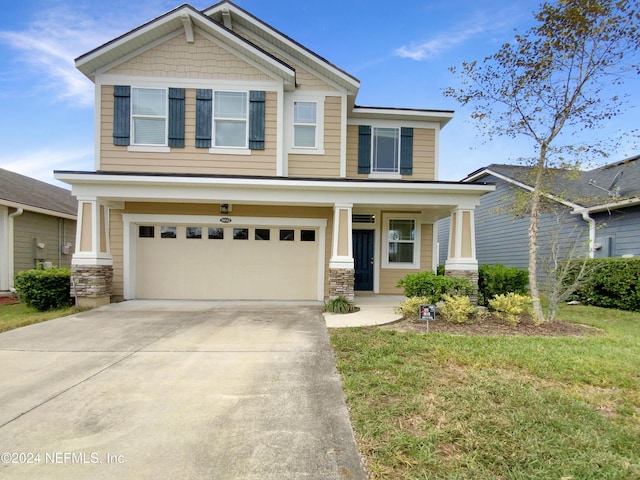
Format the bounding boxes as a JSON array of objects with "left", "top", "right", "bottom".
[
  {"left": 324, "top": 295, "right": 405, "bottom": 328},
  {"left": 0, "top": 301, "right": 366, "bottom": 480}
]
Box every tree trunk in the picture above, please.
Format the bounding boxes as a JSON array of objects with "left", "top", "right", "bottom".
[{"left": 528, "top": 148, "right": 547, "bottom": 322}]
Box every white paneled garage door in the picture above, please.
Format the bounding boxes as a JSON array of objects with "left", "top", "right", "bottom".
[{"left": 130, "top": 218, "right": 323, "bottom": 300}]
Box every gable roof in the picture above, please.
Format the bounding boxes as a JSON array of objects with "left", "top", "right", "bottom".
[
  {"left": 0, "top": 169, "right": 77, "bottom": 218},
  {"left": 75, "top": 3, "right": 296, "bottom": 89},
  {"left": 203, "top": 1, "right": 360, "bottom": 96},
  {"left": 464, "top": 154, "right": 640, "bottom": 212}
]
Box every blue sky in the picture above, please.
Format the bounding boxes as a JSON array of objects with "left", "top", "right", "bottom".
[{"left": 0, "top": 0, "right": 638, "bottom": 188}]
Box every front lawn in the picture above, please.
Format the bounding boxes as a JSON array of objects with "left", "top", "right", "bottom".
[
  {"left": 0, "top": 303, "right": 81, "bottom": 333},
  {"left": 330, "top": 305, "right": 640, "bottom": 479}
]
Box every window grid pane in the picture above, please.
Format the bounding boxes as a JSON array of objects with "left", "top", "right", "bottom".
[
  {"left": 208, "top": 228, "right": 224, "bottom": 239},
  {"left": 161, "top": 226, "right": 176, "bottom": 238},
  {"left": 293, "top": 102, "right": 317, "bottom": 148},
  {"left": 213, "top": 92, "right": 248, "bottom": 148},
  {"left": 132, "top": 88, "right": 166, "bottom": 145},
  {"left": 294, "top": 125, "right": 316, "bottom": 147},
  {"left": 186, "top": 227, "right": 202, "bottom": 239},
  {"left": 372, "top": 127, "right": 399, "bottom": 173}
]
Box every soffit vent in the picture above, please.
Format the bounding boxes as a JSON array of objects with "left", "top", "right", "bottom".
[{"left": 352, "top": 214, "right": 375, "bottom": 223}]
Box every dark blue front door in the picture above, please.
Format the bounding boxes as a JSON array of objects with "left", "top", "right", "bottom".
[{"left": 353, "top": 230, "right": 374, "bottom": 291}]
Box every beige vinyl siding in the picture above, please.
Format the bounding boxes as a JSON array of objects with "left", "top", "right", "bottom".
[
  {"left": 345, "top": 125, "right": 436, "bottom": 181},
  {"left": 100, "top": 87, "right": 278, "bottom": 175},
  {"left": 379, "top": 223, "right": 433, "bottom": 294},
  {"left": 109, "top": 210, "right": 124, "bottom": 301},
  {"left": 107, "top": 31, "right": 271, "bottom": 81},
  {"left": 108, "top": 203, "right": 334, "bottom": 300},
  {"left": 13, "top": 212, "right": 76, "bottom": 273},
  {"left": 288, "top": 96, "right": 342, "bottom": 177}
]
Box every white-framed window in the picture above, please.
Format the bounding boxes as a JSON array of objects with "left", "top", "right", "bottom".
[
  {"left": 382, "top": 215, "right": 419, "bottom": 268},
  {"left": 213, "top": 91, "right": 248, "bottom": 148},
  {"left": 372, "top": 127, "right": 399, "bottom": 174},
  {"left": 293, "top": 101, "right": 317, "bottom": 148},
  {"left": 132, "top": 87, "right": 167, "bottom": 145}
]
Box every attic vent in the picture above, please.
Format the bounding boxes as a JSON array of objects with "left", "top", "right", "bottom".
[{"left": 353, "top": 214, "right": 375, "bottom": 224}]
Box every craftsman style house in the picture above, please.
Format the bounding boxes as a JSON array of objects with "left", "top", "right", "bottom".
[{"left": 55, "top": 1, "right": 493, "bottom": 306}]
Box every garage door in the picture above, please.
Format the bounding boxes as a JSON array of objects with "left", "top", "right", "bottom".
[{"left": 134, "top": 223, "right": 320, "bottom": 300}]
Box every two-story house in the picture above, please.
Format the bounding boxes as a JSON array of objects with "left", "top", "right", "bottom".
[{"left": 55, "top": 1, "right": 493, "bottom": 307}]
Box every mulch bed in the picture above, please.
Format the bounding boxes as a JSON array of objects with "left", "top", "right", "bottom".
[
  {"left": 379, "top": 314, "right": 602, "bottom": 337},
  {"left": 0, "top": 295, "right": 19, "bottom": 306}
]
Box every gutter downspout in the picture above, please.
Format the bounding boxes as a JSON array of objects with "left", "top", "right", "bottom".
[
  {"left": 8, "top": 208, "right": 24, "bottom": 290},
  {"left": 579, "top": 210, "right": 596, "bottom": 259}
]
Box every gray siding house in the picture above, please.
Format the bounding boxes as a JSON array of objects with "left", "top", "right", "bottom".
[
  {"left": 438, "top": 155, "right": 640, "bottom": 270},
  {"left": 0, "top": 169, "right": 77, "bottom": 291}
]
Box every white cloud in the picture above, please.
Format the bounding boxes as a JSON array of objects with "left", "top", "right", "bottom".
[
  {"left": 1, "top": 147, "right": 93, "bottom": 188},
  {"left": 394, "top": 10, "right": 514, "bottom": 61}
]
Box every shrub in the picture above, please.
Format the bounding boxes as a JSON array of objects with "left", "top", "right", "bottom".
[
  {"left": 488, "top": 293, "right": 533, "bottom": 326},
  {"left": 478, "top": 264, "right": 529, "bottom": 306},
  {"left": 438, "top": 294, "right": 475, "bottom": 323},
  {"left": 395, "top": 296, "right": 433, "bottom": 320},
  {"left": 323, "top": 296, "right": 357, "bottom": 314},
  {"left": 567, "top": 258, "right": 640, "bottom": 312},
  {"left": 397, "top": 271, "right": 474, "bottom": 303},
  {"left": 14, "top": 268, "right": 72, "bottom": 312}
]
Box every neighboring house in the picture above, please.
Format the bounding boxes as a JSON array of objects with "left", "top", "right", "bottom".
[
  {"left": 54, "top": 1, "right": 494, "bottom": 307},
  {"left": 438, "top": 155, "right": 640, "bottom": 270},
  {"left": 0, "top": 169, "right": 77, "bottom": 291}
]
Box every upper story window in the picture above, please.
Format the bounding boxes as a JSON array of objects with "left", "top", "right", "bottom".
[
  {"left": 372, "top": 127, "right": 399, "bottom": 173},
  {"left": 293, "top": 101, "right": 317, "bottom": 148},
  {"left": 214, "top": 91, "right": 248, "bottom": 148},
  {"left": 358, "top": 125, "right": 413, "bottom": 177},
  {"left": 132, "top": 88, "right": 167, "bottom": 145}
]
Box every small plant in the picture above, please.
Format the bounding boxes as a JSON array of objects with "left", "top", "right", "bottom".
[
  {"left": 488, "top": 293, "right": 533, "bottom": 326},
  {"left": 13, "top": 268, "right": 72, "bottom": 312},
  {"left": 397, "top": 271, "right": 473, "bottom": 303},
  {"left": 438, "top": 294, "right": 475, "bottom": 324},
  {"left": 323, "top": 296, "right": 357, "bottom": 314},
  {"left": 395, "top": 296, "right": 432, "bottom": 320}
]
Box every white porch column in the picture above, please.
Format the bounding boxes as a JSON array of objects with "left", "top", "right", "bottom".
[
  {"left": 445, "top": 207, "right": 479, "bottom": 302},
  {"left": 329, "top": 203, "right": 354, "bottom": 301},
  {"left": 71, "top": 197, "right": 113, "bottom": 307}
]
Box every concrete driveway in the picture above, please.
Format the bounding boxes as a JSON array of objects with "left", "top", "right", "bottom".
[{"left": 0, "top": 301, "right": 366, "bottom": 480}]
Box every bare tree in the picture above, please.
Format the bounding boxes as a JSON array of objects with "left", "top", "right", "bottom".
[{"left": 445, "top": 0, "right": 640, "bottom": 321}]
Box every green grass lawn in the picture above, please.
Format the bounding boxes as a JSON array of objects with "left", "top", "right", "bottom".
[
  {"left": 0, "top": 303, "right": 81, "bottom": 333},
  {"left": 330, "top": 305, "right": 640, "bottom": 480}
]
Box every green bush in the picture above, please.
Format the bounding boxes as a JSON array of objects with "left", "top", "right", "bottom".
[
  {"left": 13, "top": 268, "right": 72, "bottom": 312},
  {"left": 395, "top": 296, "right": 432, "bottom": 320},
  {"left": 488, "top": 293, "right": 533, "bottom": 326},
  {"left": 323, "top": 296, "right": 357, "bottom": 314},
  {"left": 438, "top": 294, "right": 475, "bottom": 324},
  {"left": 397, "top": 270, "right": 474, "bottom": 304},
  {"left": 478, "top": 264, "right": 529, "bottom": 306},
  {"left": 567, "top": 258, "right": 640, "bottom": 312}
]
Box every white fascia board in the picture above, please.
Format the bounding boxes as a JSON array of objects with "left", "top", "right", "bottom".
[
  {"left": 0, "top": 199, "right": 76, "bottom": 220},
  {"left": 578, "top": 196, "right": 640, "bottom": 214},
  {"left": 350, "top": 108, "right": 453, "bottom": 128},
  {"left": 470, "top": 169, "right": 583, "bottom": 211},
  {"left": 54, "top": 173, "right": 493, "bottom": 209}
]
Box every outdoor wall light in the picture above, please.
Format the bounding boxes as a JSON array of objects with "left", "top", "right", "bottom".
[{"left": 220, "top": 203, "right": 231, "bottom": 215}]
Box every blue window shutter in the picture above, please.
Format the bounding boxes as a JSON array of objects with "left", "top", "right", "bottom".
[
  {"left": 113, "top": 85, "right": 130, "bottom": 146},
  {"left": 249, "top": 91, "right": 265, "bottom": 150},
  {"left": 168, "top": 88, "right": 185, "bottom": 148},
  {"left": 400, "top": 127, "right": 413, "bottom": 175},
  {"left": 195, "top": 89, "right": 212, "bottom": 148},
  {"left": 358, "top": 125, "right": 371, "bottom": 174}
]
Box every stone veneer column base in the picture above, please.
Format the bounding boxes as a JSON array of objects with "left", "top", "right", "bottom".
[
  {"left": 445, "top": 269, "right": 479, "bottom": 305},
  {"left": 71, "top": 264, "right": 113, "bottom": 307},
  {"left": 328, "top": 268, "right": 355, "bottom": 303}
]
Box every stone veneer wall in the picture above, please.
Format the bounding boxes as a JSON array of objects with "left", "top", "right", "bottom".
[
  {"left": 445, "top": 269, "right": 479, "bottom": 305},
  {"left": 328, "top": 268, "right": 355, "bottom": 303},
  {"left": 71, "top": 265, "right": 113, "bottom": 307}
]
